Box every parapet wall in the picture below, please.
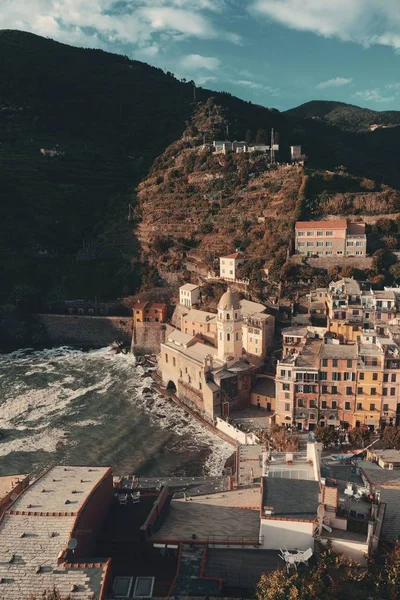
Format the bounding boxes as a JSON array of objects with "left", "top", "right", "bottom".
[
  {"left": 132, "top": 323, "right": 175, "bottom": 355},
  {"left": 34, "top": 314, "right": 133, "bottom": 347}
]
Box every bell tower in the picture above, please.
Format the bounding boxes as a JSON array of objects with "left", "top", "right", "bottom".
[{"left": 217, "top": 288, "right": 242, "bottom": 361}]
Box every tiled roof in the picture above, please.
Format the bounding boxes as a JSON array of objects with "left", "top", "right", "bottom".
[
  {"left": 0, "top": 466, "right": 110, "bottom": 600},
  {"left": 220, "top": 253, "right": 245, "bottom": 259},
  {"left": 180, "top": 283, "right": 200, "bottom": 292},
  {"left": 295, "top": 220, "right": 347, "bottom": 229},
  {"left": 320, "top": 344, "right": 357, "bottom": 360},
  {"left": 377, "top": 487, "right": 400, "bottom": 541}
]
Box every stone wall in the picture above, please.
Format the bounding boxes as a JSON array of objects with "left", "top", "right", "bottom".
[
  {"left": 34, "top": 314, "right": 133, "bottom": 347},
  {"left": 132, "top": 323, "right": 174, "bottom": 355}
]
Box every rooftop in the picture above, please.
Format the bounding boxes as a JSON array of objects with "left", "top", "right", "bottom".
[
  {"left": 266, "top": 453, "right": 316, "bottom": 481},
  {"left": 296, "top": 339, "right": 323, "bottom": 369},
  {"left": 180, "top": 283, "right": 200, "bottom": 292},
  {"left": 347, "top": 222, "right": 366, "bottom": 235},
  {"left": 182, "top": 308, "right": 216, "bottom": 324},
  {"left": 220, "top": 252, "right": 245, "bottom": 260},
  {"left": 282, "top": 326, "right": 308, "bottom": 338},
  {"left": 262, "top": 478, "right": 320, "bottom": 520},
  {"left": 153, "top": 495, "right": 260, "bottom": 544},
  {"left": 240, "top": 299, "right": 267, "bottom": 317},
  {"left": 359, "top": 460, "right": 400, "bottom": 486},
  {"left": 320, "top": 343, "right": 357, "bottom": 360},
  {"left": 296, "top": 219, "right": 347, "bottom": 229},
  {"left": 0, "top": 466, "right": 110, "bottom": 600},
  {"left": 0, "top": 474, "right": 28, "bottom": 501},
  {"left": 251, "top": 377, "right": 275, "bottom": 398}
]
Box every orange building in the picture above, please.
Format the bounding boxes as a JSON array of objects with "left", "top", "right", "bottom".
[{"left": 133, "top": 302, "right": 168, "bottom": 326}]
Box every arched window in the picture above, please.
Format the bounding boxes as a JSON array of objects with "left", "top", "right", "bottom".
[
  {"left": 227, "top": 333, "right": 231, "bottom": 341},
  {"left": 226, "top": 313, "right": 230, "bottom": 320}
]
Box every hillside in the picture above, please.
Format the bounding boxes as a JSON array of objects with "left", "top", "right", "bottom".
[
  {"left": 286, "top": 100, "right": 400, "bottom": 132},
  {"left": 0, "top": 29, "right": 284, "bottom": 309}
]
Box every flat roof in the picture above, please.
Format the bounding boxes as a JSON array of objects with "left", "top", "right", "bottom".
[
  {"left": 359, "top": 460, "right": 400, "bottom": 486},
  {"left": 180, "top": 283, "right": 200, "bottom": 292},
  {"left": 164, "top": 339, "right": 221, "bottom": 365},
  {"left": 167, "top": 329, "right": 194, "bottom": 346},
  {"left": 330, "top": 278, "right": 361, "bottom": 296},
  {"left": 296, "top": 339, "right": 323, "bottom": 369},
  {"left": 220, "top": 253, "right": 245, "bottom": 259},
  {"left": 320, "top": 344, "right": 357, "bottom": 360},
  {"left": 0, "top": 466, "right": 110, "bottom": 600},
  {"left": 182, "top": 308, "right": 216, "bottom": 324},
  {"left": 263, "top": 478, "right": 320, "bottom": 520},
  {"left": 154, "top": 498, "right": 260, "bottom": 543},
  {"left": 296, "top": 219, "right": 347, "bottom": 229},
  {"left": 282, "top": 326, "right": 307, "bottom": 337},
  {"left": 240, "top": 299, "right": 267, "bottom": 317}
]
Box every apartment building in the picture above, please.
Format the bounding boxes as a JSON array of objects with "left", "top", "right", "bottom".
[
  {"left": 219, "top": 252, "right": 246, "bottom": 281},
  {"left": 295, "top": 220, "right": 367, "bottom": 257},
  {"left": 319, "top": 344, "right": 357, "bottom": 429},
  {"left": 327, "top": 278, "right": 364, "bottom": 342}
]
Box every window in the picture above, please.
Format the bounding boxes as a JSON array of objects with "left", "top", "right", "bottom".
[
  {"left": 326, "top": 231, "right": 333, "bottom": 236},
  {"left": 297, "top": 231, "right": 305, "bottom": 236},
  {"left": 281, "top": 370, "right": 286, "bottom": 377},
  {"left": 307, "top": 241, "right": 314, "bottom": 247},
  {"left": 332, "top": 372, "right": 341, "bottom": 381},
  {"left": 298, "top": 241, "right": 306, "bottom": 247},
  {"left": 332, "top": 401, "right": 337, "bottom": 409},
  {"left": 307, "top": 231, "right": 314, "bottom": 236},
  {"left": 356, "top": 403, "right": 362, "bottom": 410},
  {"left": 347, "top": 241, "right": 354, "bottom": 247},
  {"left": 345, "top": 402, "right": 351, "bottom": 410},
  {"left": 321, "top": 400, "right": 327, "bottom": 409},
  {"left": 372, "top": 373, "right": 378, "bottom": 381},
  {"left": 322, "top": 385, "right": 328, "bottom": 394},
  {"left": 344, "top": 372, "right": 350, "bottom": 381},
  {"left": 392, "top": 374, "right": 397, "bottom": 383},
  {"left": 136, "top": 310, "right": 140, "bottom": 314},
  {"left": 310, "top": 400, "right": 317, "bottom": 408},
  {"left": 236, "top": 332, "right": 239, "bottom": 341},
  {"left": 317, "top": 241, "right": 324, "bottom": 247},
  {"left": 353, "top": 326, "right": 359, "bottom": 331},
  {"left": 356, "top": 241, "right": 363, "bottom": 247},
  {"left": 333, "top": 359, "right": 338, "bottom": 368},
  {"left": 346, "top": 387, "right": 352, "bottom": 395},
  {"left": 384, "top": 374, "right": 389, "bottom": 382},
  {"left": 297, "top": 398, "right": 304, "bottom": 407},
  {"left": 357, "top": 387, "right": 363, "bottom": 394},
  {"left": 285, "top": 403, "right": 290, "bottom": 411},
  {"left": 227, "top": 333, "right": 230, "bottom": 341},
  {"left": 371, "top": 388, "right": 376, "bottom": 395},
  {"left": 320, "top": 372, "right": 327, "bottom": 381},
  {"left": 173, "top": 357, "right": 176, "bottom": 367},
  {"left": 188, "top": 375, "right": 191, "bottom": 384},
  {"left": 322, "top": 359, "right": 328, "bottom": 367},
  {"left": 331, "top": 386, "right": 338, "bottom": 394},
  {"left": 359, "top": 372, "right": 364, "bottom": 380},
  {"left": 383, "top": 388, "right": 388, "bottom": 396},
  {"left": 317, "top": 231, "right": 324, "bottom": 236},
  {"left": 370, "top": 403, "right": 376, "bottom": 411},
  {"left": 199, "top": 382, "right": 202, "bottom": 390},
  {"left": 283, "top": 383, "right": 290, "bottom": 391},
  {"left": 325, "top": 251, "right": 333, "bottom": 255},
  {"left": 383, "top": 404, "right": 389, "bottom": 412},
  {"left": 347, "top": 360, "right": 352, "bottom": 368},
  {"left": 309, "top": 413, "right": 316, "bottom": 420},
  {"left": 326, "top": 241, "right": 333, "bottom": 247},
  {"left": 226, "top": 313, "right": 230, "bottom": 320},
  {"left": 165, "top": 353, "right": 168, "bottom": 363},
  {"left": 391, "top": 388, "right": 396, "bottom": 396}
]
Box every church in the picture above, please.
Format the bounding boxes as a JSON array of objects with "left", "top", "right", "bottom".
[{"left": 158, "top": 289, "right": 256, "bottom": 422}]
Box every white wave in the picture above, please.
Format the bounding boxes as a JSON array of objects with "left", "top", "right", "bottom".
[{"left": 0, "top": 428, "right": 70, "bottom": 457}]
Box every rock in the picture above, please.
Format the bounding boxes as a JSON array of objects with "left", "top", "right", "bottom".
[{"left": 142, "top": 387, "right": 152, "bottom": 394}]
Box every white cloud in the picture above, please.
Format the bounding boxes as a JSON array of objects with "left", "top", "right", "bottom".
[
  {"left": 196, "top": 75, "right": 217, "bottom": 86},
  {"left": 250, "top": 0, "right": 400, "bottom": 50},
  {"left": 236, "top": 79, "right": 279, "bottom": 95},
  {"left": 0, "top": 0, "right": 240, "bottom": 52},
  {"left": 179, "top": 54, "right": 220, "bottom": 71},
  {"left": 355, "top": 89, "right": 395, "bottom": 104},
  {"left": 316, "top": 77, "right": 353, "bottom": 90}
]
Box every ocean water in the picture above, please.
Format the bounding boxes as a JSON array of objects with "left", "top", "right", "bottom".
[{"left": 0, "top": 347, "right": 233, "bottom": 477}]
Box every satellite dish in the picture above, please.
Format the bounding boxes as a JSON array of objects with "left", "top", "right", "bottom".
[
  {"left": 317, "top": 504, "right": 325, "bottom": 519},
  {"left": 67, "top": 538, "right": 78, "bottom": 550}
]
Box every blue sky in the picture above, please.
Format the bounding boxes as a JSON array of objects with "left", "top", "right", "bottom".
[{"left": 2, "top": 0, "right": 400, "bottom": 111}]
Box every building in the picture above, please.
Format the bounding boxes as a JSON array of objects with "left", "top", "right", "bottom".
[
  {"left": 133, "top": 301, "right": 168, "bottom": 326},
  {"left": 319, "top": 343, "right": 357, "bottom": 429},
  {"left": 290, "top": 145, "right": 302, "bottom": 162},
  {"left": 179, "top": 283, "right": 201, "bottom": 308},
  {"left": 0, "top": 466, "right": 112, "bottom": 599},
  {"left": 219, "top": 252, "right": 246, "bottom": 282},
  {"left": 0, "top": 474, "right": 29, "bottom": 517},
  {"left": 250, "top": 377, "right": 275, "bottom": 412},
  {"left": 241, "top": 299, "right": 275, "bottom": 359},
  {"left": 295, "top": 220, "right": 367, "bottom": 257},
  {"left": 181, "top": 308, "right": 217, "bottom": 345},
  {"left": 159, "top": 289, "right": 255, "bottom": 420}
]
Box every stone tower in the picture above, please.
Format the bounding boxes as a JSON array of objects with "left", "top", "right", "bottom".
[{"left": 217, "top": 288, "right": 242, "bottom": 361}]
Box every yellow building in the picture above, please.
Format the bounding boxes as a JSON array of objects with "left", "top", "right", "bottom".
[{"left": 353, "top": 344, "right": 384, "bottom": 430}]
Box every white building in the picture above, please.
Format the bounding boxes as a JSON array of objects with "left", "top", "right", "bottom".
[
  {"left": 241, "top": 299, "right": 275, "bottom": 358},
  {"left": 219, "top": 252, "right": 246, "bottom": 282},
  {"left": 217, "top": 289, "right": 243, "bottom": 361},
  {"left": 179, "top": 283, "right": 201, "bottom": 308}
]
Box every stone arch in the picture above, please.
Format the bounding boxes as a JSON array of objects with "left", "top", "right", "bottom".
[{"left": 166, "top": 380, "right": 177, "bottom": 393}]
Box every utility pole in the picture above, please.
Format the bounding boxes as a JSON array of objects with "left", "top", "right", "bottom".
[
  {"left": 226, "top": 124, "right": 229, "bottom": 139},
  {"left": 270, "top": 128, "right": 275, "bottom": 164},
  {"left": 193, "top": 83, "right": 196, "bottom": 101}
]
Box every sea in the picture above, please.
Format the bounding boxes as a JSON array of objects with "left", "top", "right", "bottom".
[{"left": 0, "top": 346, "right": 233, "bottom": 478}]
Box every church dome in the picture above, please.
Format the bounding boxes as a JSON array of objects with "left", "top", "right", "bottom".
[{"left": 218, "top": 288, "right": 240, "bottom": 310}]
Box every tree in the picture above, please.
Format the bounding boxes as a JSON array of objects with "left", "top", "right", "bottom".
[
  {"left": 255, "top": 128, "right": 268, "bottom": 144},
  {"left": 349, "top": 427, "right": 371, "bottom": 448},
  {"left": 245, "top": 129, "right": 253, "bottom": 144},
  {"left": 390, "top": 261, "right": 400, "bottom": 281},
  {"left": 315, "top": 426, "right": 340, "bottom": 449},
  {"left": 382, "top": 425, "right": 400, "bottom": 450}
]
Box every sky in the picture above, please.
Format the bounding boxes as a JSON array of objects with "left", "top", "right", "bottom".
[{"left": 1, "top": 0, "right": 400, "bottom": 111}]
